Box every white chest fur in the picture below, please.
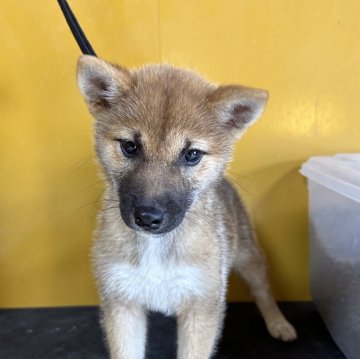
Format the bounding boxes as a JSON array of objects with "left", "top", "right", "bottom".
[{"left": 102, "top": 238, "right": 206, "bottom": 315}]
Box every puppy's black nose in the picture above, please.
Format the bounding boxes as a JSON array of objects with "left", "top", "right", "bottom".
[{"left": 134, "top": 206, "right": 164, "bottom": 231}]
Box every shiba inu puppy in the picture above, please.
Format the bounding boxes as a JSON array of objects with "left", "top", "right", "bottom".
[{"left": 76, "top": 55, "right": 297, "bottom": 359}]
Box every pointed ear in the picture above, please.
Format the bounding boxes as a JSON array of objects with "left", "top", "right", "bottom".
[
  {"left": 209, "top": 85, "right": 268, "bottom": 137},
  {"left": 76, "top": 55, "right": 132, "bottom": 109}
]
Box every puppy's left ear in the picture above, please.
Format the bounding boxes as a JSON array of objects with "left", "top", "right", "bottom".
[{"left": 209, "top": 85, "right": 268, "bottom": 139}]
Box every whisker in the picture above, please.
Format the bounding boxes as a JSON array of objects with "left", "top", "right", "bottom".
[
  {"left": 78, "top": 179, "right": 105, "bottom": 193},
  {"left": 226, "top": 174, "right": 252, "bottom": 195},
  {"left": 73, "top": 184, "right": 110, "bottom": 215},
  {"left": 92, "top": 185, "right": 110, "bottom": 209},
  {"left": 226, "top": 169, "right": 252, "bottom": 182},
  {"left": 73, "top": 200, "right": 100, "bottom": 212},
  {"left": 67, "top": 154, "right": 97, "bottom": 177},
  {"left": 100, "top": 206, "right": 120, "bottom": 213},
  {"left": 103, "top": 198, "right": 120, "bottom": 204},
  {"left": 187, "top": 210, "right": 213, "bottom": 228}
]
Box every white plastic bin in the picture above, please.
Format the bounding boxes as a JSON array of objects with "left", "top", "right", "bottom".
[{"left": 300, "top": 154, "right": 360, "bottom": 359}]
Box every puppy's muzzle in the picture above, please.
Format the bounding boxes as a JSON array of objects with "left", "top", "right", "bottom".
[{"left": 118, "top": 188, "right": 191, "bottom": 234}]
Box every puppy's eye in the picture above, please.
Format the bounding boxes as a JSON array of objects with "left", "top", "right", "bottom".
[
  {"left": 119, "top": 140, "right": 138, "bottom": 157},
  {"left": 184, "top": 149, "right": 203, "bottom": 166}
]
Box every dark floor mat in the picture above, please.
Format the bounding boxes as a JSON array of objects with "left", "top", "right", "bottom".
[{"left": 0, "top": 302, "right": 345, "bottom": 359}]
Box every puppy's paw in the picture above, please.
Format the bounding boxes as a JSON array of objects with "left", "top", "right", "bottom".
[{"left": 267, "top": 318, "right": 297, "bottom": 342}]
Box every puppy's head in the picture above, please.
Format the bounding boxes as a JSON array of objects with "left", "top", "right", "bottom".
[{"left": 77, "top": 55, "right": 268, "bottom": 234}]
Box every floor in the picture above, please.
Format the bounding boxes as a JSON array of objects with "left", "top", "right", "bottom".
[{"left": 0, "top": 302, "right": 345, "bottom": 359}]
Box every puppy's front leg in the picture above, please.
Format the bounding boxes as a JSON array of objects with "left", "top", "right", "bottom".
[
  {"left": 102, "top": 300, "right": 147, "bottom": 359},
  {"left": 177, "top": 300, "right": 224, "bottom": 359}
]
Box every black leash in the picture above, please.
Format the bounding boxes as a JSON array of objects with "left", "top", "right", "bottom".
[{"left": 57, "top": 0, "right": 97, "bottom": 56}]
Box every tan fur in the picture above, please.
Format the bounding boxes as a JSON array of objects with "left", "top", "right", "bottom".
[{"left": 77, "top": 55, "right": 297, "bottom": 359}]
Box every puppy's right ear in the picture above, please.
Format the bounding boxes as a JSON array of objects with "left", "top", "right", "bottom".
[
  {"left": 209, "top": 85, "right": 268, "bottom": 140},
  {"left": 77, "top": 55, "right": 132, "bottom": 109}
]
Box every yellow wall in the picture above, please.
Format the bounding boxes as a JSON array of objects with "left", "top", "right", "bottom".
[{"left": 1, "top": 0, "right": 360, "bottom": 307}]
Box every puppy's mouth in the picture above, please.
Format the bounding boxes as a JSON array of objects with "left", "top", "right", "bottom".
[{"left": 118, "top": 192, "right": 193, "bottom": 235}]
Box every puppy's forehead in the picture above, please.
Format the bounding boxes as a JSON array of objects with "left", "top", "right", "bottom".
[
  {"left": 133, "top": 64, "right": 213, "bottom": 99},
  {"left": 130, "top": 65, "right": 212, "bottom": 122}
]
